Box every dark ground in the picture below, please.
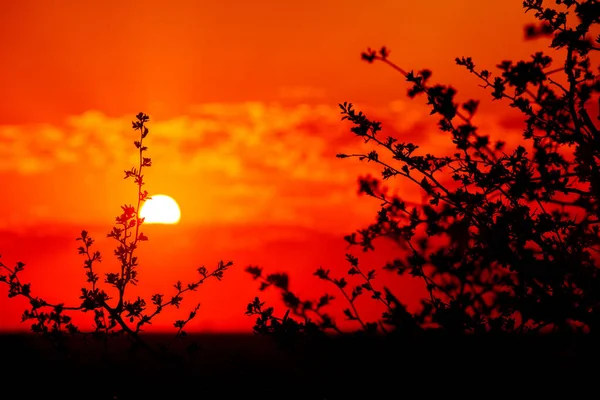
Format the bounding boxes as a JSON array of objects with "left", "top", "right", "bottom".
[{"left": 2, "top": 332, "right": 599, "bottom": 399}]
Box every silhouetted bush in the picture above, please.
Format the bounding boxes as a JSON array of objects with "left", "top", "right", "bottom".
[
  {"left": 0, "top": 112, "right": 232, "bottom": 358},
  {"left": 246, "top": 0, "right": 600, "bottom": 338}
]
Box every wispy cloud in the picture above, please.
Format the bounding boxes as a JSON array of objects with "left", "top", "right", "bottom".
[{"left": 0, "top": 101, "right": 524, "bottom": 230}]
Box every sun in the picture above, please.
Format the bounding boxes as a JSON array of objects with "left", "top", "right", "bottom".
[{"left": 139, "top": 194, "right": 181, "bottom": 224}]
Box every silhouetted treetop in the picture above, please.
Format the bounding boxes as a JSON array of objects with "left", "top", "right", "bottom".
[
  {"left": 247, "top": 0, "right": 600, "bottom": 338},
  {"left": 1, "top": 113, "right": 233, "bottom": 358}
]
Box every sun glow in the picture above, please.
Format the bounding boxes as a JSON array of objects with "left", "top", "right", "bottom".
[{"left": 140, "top": 194, "right": 181, "bottom": 224}]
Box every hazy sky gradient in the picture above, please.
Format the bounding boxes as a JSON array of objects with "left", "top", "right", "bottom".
[
  {"left": 0, "top": 0, "right": 545, "bottom": 123},
  {"left": 0, "top": 0, "right": 558, "bottom": 331}
]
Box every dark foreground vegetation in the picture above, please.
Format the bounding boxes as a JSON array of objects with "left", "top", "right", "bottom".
[
  {"left": 245, "top": 0, "right": 600, "bottom": 338},
  {"left": 3, "top": 332, "right": 600, "bottom": 399}
]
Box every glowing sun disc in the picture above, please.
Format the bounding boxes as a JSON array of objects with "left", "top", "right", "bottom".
[{"left": 140, "top": 194, "right": 181, "bottom": 224}]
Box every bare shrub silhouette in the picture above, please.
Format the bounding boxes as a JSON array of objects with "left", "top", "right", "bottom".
[
  {"left": 0, "top": 112, "right": 232, "bottom": 358},
  {"left": 246, "top": 0, "right": 600, "bottom": 338}
]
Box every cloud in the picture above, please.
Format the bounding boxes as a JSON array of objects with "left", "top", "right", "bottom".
[
  {"left": 0, "top": 101, "right": 526, "bottom": 230},
  {"left": 0, "top": 100, "right": 524, "bottom": 175}
]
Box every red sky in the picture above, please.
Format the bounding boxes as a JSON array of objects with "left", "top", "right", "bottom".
[{"left": 0, "top": 0, "right": 560, "bottom": 332}]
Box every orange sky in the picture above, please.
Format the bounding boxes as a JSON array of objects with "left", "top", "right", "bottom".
[{"left": 0, "top": 0, "right": 561, "bottom": 332}]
